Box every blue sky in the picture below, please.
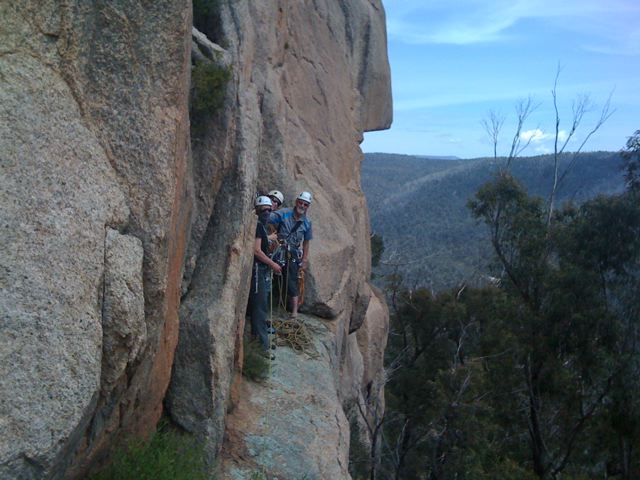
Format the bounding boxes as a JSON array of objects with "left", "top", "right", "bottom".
[{"left": 362, "top": 0, "right": 640, "bottom": 158}]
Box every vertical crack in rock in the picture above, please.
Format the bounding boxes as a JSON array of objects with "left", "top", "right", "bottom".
[{"left": 100, "top": 229, "right": 146, "bottom": 398}]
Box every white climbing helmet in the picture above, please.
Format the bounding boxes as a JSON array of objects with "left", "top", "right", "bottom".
[
  {"left": 268, "top": 190, "right": 284, "bottom": 205},
  {"left": 255, "top": 195, "right": 273, "bottom": 208},
  {"left": 297, "top": 191, "right": 313, "bottom": 204}
]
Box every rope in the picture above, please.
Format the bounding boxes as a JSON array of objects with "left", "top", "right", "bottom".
[
  {"left": 272, "top": 318, "right": 318, "bottom": 358},
  {"left": 268, "top": 269, "right": 274, "bottom": 374},
  {"left": 270, "top": 244, "right": 289, "bottom": 310}
]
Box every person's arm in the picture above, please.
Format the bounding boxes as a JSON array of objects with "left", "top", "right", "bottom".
[
  {"left": 254, "top": 238, "right": 282, "bottom": 273},
  {"left": 268, "top": 212, "right": 281, "bottom": 243},
  {"left": 300, "top": 240, "right": 310, "bottom": 270}
]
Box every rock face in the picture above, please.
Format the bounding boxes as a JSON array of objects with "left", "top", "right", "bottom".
[
  {"left": 0, "top": 0, "right": 391, "bottom": 478},
  {"left": 221, "top": 314, "right": 353, "bottom": 479},
  {"left": 219, "top": 303, "right": 389, "bottom": 479},
  {"left": 1, "top": 1, "right": 191, "bottom": 478},
  {"left": 168, "top": 1, "right": 391, "bottom": 476}
]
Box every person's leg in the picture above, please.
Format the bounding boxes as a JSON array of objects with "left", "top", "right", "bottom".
[
  {"left": 249, "top": 266, "right": 269, "bottom": 349},
  {"left": 286, "top": 259, "right": 300, "bottom": 318},
  {"left": 290, "top": 296, "right": 299, "bottom": 317}
]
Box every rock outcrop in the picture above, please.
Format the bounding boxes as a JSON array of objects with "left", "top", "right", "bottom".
[
  {"left": 0, "top": 0, "right": 391, "bottom": 478},
  {"left": 1, "top": 1, "right": 191, "bottom": 477}
]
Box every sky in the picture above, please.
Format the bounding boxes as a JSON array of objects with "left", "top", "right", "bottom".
[{"left": 361, "top": 0, "right": 640, "bottom": 159}]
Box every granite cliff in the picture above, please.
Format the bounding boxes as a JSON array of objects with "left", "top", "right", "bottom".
[{"left": 0, "top": 1, "right": 391, "bottom": 478}]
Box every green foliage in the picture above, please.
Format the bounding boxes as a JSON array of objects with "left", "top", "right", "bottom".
[
  {"left": 370, "top": 233, "right": 384, "bottom": 269},
  {"left": 382, "top": 286, "right": 522, "bottom": 479},
  {"left": 622, "top": 130, "right": 640, "bottom": 193},
  {"left": 348, "top": 414, "right": 370, "bottom": 480},
  {"left": 192, "top": 60, "right": 231, "bottom": 116},
  {"left": 469, "top": 174, "right": 640, "bottom": 478},
  {"left": 380, "top": 167, "right": 640, "bottom": 479},
  {"left": 243, "top": 338, "right": 270, "bottom": 382},
  {"left": 88, "top": 421, "right": 209, "bottom": 480},
  {"left": 249, "top": 472, "right": 267, "bottom": 480},
  {"left": 468, "top": 172, "right": 549, "bottom": 306}
]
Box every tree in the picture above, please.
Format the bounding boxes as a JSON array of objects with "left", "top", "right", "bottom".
[
  {"left": 546, "top": 66, "right": 614, "bottom": 224},
  {"left": 379, "top": 285, "right": 525, "bottom": 479},
  {"left": 481, "top": 66, "right": 614, "bottom": 224},
  {"left": 376, "top": 122, "right": 638, "bottom": 478},
  {"left": 621, "top": 130, "right": 640, "bottom": 193},
  {"left": 371, "top": 233, "right": 385, "bottom": 269},
  {"left": 481, "top": 96, "right": 538, "bottom": 167},
  {"left": 467, "top": 165, "right": 640, "bottom": 478}
]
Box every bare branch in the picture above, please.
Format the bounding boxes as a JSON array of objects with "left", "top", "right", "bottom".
[
  {"left": 557, "top": 89, "right": 616, "bottom": 187},
  {"left": 506, "top": 96, "right": 540, "bottom": 169},
  {"left": 547, "top": 81, "right": 615, "bottom": 226},
  {"left": 481, "top": 110, "right": 505, "bottom": 159}
]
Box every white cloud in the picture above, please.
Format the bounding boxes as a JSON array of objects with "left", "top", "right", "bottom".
[
  {"left": 558, "top": 130, "right": 569, "bottom": 142},
  {"left": 520, "top": 129, "right": 569, "bottom": 143},
  {"left": 520, "top": 129, "right": 549, "bottom": 142},
  {"left": 384, "top": 0, "right": 640, "bottom": 49}
]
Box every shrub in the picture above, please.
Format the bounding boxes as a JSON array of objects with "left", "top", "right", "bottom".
[
  {"left": 243, "top": 338, "right": 270, "bottom": 382},
  {"left": 192, "top": 60, "right": 231, "bottom": 116},
  {"left": 88, "top": 420, "right": 209, "bottom": 480}
]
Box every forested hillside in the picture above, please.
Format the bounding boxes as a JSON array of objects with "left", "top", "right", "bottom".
[
  {"left": 352, "top": 135, "right": 640, "bottom": 479},
  {"left": 362, "top": 151, "right": 626, "bottom": 291}
]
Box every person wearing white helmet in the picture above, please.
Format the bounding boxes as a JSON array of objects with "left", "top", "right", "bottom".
[
  {"left": 269, "top": 191, "right": 313, "bottom": 319},
  {"left": 267, "top": 190, "right": 284, "bottom": 210},
  {"left": 249, "top": 195, "right": 282, "bottom": 352}
]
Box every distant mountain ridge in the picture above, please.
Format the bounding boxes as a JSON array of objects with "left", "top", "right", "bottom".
[
  {"left": 362, "top": 151, "right": 626, "bottom": 292},
  {"left": 366, "top": 152, "right": 461, "bottom": 161},
  {"left": 415, "top": 155, "right": 460, "bottom": 160}
]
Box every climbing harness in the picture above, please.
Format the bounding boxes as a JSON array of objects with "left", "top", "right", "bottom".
[{"left": 269, "top": 218, "right": 305, "bottom": 310}]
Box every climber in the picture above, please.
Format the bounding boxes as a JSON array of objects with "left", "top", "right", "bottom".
[
  {"left": 269, "top": 191, "right": 313, "bottom": 319},
  {"left": 267, "top": 190, "right": 284, "bottom": 211},
  {"left": 266, "top": 190, "right": 284, "bottom": 246},
  {"left": 249, "top": 196, "right": 282, "bottom": 353}
]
